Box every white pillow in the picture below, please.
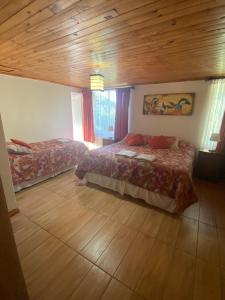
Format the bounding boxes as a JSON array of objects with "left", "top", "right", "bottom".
[{"left": 7, "top": 143, "right": 32, "bottom": 154}]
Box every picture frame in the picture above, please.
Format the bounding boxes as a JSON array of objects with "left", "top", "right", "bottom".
[{"left": 143, "top": 93, "right": 195, "bottom": 116}]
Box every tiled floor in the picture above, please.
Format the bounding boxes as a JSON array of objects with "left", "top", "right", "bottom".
[{"left": 11, "top": 170, "right": 225, "bottom": 300}]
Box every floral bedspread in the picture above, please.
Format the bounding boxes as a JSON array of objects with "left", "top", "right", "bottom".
[
  {"left": 9, "top": 139, "right": 88, "bottom": 186},
  {"left": 75, "top": 140, "right": 198, "bottom": 212}
]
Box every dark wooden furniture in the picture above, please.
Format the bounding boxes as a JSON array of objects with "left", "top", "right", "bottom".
[
  {"left": 103, "top": 138, "right": 115, "bottom": 147},
  {"left": 195, "top": 149, "right": 225, "bottom": 181}
]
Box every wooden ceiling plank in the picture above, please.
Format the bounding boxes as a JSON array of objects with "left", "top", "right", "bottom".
[
  {"left": 66, "top": 0, "right": 225, "bottom": 44},
  {"left": 25, "top": 0, "right": 190, "bottom": 52},
  {"left": 25, "top": 0, "right": 136, "bottom": 34},
  {"left": 49, "top": 0, "right": 80, "bottom": 14},
  {"left": 57, "top": 20, "right": 225, "bottom": 58},
  {"left": 3, "top": 0, "right": 221, "bottom": 59},
  {"left": 0, "top": 0, "right": 135, "bottom": 46},
  {"left": 30, "top": 0, "right": 225, "bottom": 56},
  {"left": 63, "top": 4, "right": 225, "bottom": 54},
  {"left": 22, "top": 20, "right": 225, "bottom": 65},
  {"left": 0, "top": 0, "right": 11, "bottom": 11},
  {"left": 0, "top": 0, "right": 34, "bottom": 24},
  {"left": 0, "top": 8, "right": 55, "bottom": 42},
  {"left": 0, "top": 0, "right": 58, "bottom": 36},
  {"left": 3, "top": 34, "right": 225, "bottom": 72}
]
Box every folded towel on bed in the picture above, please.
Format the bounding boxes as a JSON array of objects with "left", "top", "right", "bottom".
[
  {"left": 115, "top": 150, "right": 137, "bottom": 158},
  {"left": 57, "top": 138, "right": 72, "bottom": 143},
  {"left": 134, "top": 154, "right": 156, "bottom": 162}
]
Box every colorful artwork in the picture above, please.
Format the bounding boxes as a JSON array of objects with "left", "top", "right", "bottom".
[{"left": 143, "top": 93, "right": 194, "bottom": 115}]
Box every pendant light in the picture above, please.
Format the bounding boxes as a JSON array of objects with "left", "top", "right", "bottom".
[{"left": 90, "top": 74, "right": 104, "bottom": 91}]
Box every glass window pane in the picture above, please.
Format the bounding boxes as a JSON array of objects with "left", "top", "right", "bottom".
[{"left": 93, "top": 90, "right": 116, "bottom": 138}]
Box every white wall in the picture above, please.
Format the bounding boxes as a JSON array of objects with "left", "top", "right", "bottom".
[
  {"left": 0, "top": 74, "right": 73, "bottom": 142},
  {"left": 0, "top": 115, "right": 17, "bottom": 212},
  {"left": 129, "top": 81, "right": 209, "bottom": 148}
]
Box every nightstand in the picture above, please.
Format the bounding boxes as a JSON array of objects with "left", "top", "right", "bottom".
[
  {"left": 195, "top": 149, "right": 225, "bottom": 181},
  {"left": 102, "top": 138, "right": 115, "bottom": 146}
]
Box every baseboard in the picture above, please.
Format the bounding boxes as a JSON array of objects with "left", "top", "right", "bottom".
[{"left": 9, "top": 208, "right": 19, "bottom": 217}]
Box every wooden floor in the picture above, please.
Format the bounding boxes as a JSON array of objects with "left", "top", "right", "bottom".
[{"left": 11, "top": 170, "right": 225, "bottom": 300}]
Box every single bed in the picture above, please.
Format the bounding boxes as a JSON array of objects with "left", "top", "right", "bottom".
[
  {"left": 75, "top": 138, "right": 198, "bottom": 213},
  {"left": 9, "top": 139, "right": 88, "bottom": 192}
]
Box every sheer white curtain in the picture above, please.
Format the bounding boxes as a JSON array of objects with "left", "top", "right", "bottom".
[{"left": 201, "top": 79, "right": 225, "bottom": 150}]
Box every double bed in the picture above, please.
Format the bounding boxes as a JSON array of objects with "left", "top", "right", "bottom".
[
  {"left": 9, "top": 139, "right": 88, "bottom": 192},
  {"left": 75, "top": 137, "right": 197, "bottom": 213}
]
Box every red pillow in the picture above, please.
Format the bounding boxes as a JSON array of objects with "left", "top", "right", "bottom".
[
  {"left": 11, "top": 138, "right": 32, "bottom": 149},
  {"left": 148, "top": 136, "right": 176, "bottom": 149},
  {"left": 126, "top": 134, "right": 145, "bottom": 146}
]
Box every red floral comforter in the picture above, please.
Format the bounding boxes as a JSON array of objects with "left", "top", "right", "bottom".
[
  {"left": 9, "top": 139, "right": 88, "bottom": 187},
  {"left": 75, "top": 140, "right": 198, "bottom": 212}
]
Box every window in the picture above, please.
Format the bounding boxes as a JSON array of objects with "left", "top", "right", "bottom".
[{"left": 92, "top": 90, "right": 116, "bottom": 138}]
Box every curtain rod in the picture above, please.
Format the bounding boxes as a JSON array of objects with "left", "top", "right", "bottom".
[
  {"left": 205, "top": 76, "right": 225, "bottom": 81},
  {"left": 105, "top": 85, "right": 135, "bottom": 90},
  {"left": 81, "top": 86, "right": 135, "bottom": 91}
]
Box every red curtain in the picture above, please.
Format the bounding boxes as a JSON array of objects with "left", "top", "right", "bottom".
[
  {"left": 82, "top": 88, "right": 95, "bottom": 143},
  {"left": 114, "top": 88, "right": 130, "bottom": 141},
  {"left": 216, "top": 110, "right": 225, "bottom": 153}
]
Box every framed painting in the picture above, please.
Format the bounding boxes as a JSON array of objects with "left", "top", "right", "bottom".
[{"left": 143, "top": 93, "right": 195, "bottom": 116}]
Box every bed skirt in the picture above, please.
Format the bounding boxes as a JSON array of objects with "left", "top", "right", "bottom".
[
  {"left": 14, "top": 166, "right": 74, "bottom": 192},
  {"left": 85, "top": 173, "right": 177, "bottom": 213}
]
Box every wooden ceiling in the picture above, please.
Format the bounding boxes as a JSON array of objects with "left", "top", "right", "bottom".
[{"left": 1, "top": 0, "right": 225, "bottom": 88}]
